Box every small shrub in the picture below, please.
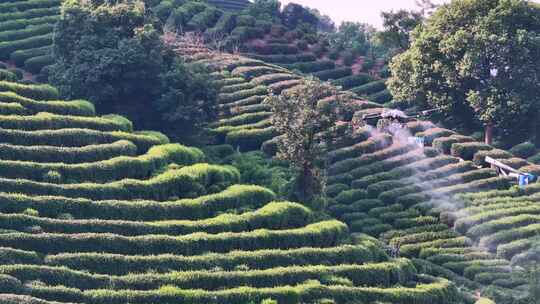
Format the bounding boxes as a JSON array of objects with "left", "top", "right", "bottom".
[
  {"left": 510, "top": 142, "right": 537, "bottom": 158},
  {"left": 22, "top": 208, "right": 39, "bottom": 217},
  {"left": 42, "top": 170, "right": 62, "bottom": 184}
]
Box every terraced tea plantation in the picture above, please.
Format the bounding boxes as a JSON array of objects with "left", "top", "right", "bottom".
[
  {"left": 0, "top": 0, "right": 392, "bottom": 107},
  {"left": 159, "top": 0, "right": 391, "bottom": 102},
  {"left": 0, "top": 0, "right": 61, "bottom": 78},
  {"left": 0, "top": 79, "right": 463, "bottom": 303},
  {"left": 194, "top": 51, "right": 540, "bottom": 301}
]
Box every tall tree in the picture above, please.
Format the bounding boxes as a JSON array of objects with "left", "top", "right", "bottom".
[
  {"left": 264, "top": 78, "right": 348, "bottom": 203},
  {"left": 329, "top": 22, "right": 375, "bottom": 56},
  {"left": 49, "top": 0, "right": 218, "bottom": 140},
  {"left": 281, "top": 3, "right": 319, "bottom": 30},
  {"left": 388, "top": 0, "right": 540, "bottom": 145},
  {"left": 375, "top": 9, "right": 423, "bottom": 53}
]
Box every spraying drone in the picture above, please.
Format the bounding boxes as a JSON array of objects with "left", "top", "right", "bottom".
[{"left": 357, "top": 108, "right": 441, "bottom": 133}]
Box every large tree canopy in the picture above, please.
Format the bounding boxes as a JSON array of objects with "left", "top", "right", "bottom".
[
  {"left": 49, "top": 0, "right": 218, "bottom": 140},
  {"left": 376, "top": 9, "right": 423, "bottom": 53},
  {"left": 388, "top": 0, "right": 540, "bottom": 145}
]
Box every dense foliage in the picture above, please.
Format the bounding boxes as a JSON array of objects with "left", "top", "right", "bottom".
[
  {"left": 48, "top": 0, "right": 218, "bottom": 140},
  {"left": 264, "top": 77, "right": 350, "bottom": 204},
  {"left": 375, "top": 9, "right": 423, "bottom": 54},
  {"left": 388, "top": 0, "right": 540, "bottom": 145}
]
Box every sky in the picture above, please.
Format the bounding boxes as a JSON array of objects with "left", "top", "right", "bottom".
[{"left": 279, "top": 0, "right": 539, "bottom": 28}]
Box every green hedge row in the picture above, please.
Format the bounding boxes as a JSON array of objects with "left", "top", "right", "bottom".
[
  {"left": 418, "top": 161, "right": 476, "bottom": 182},
  {"left": 435, "top": 176, "right": 510, "bottom": 198},
  {"left": 0, "top": 92, "right": 95, "bottom": 116},
  {"left": 267, "top": 79, "right": 301, "bottom": 94},
  {"left": 406, "top": 121, "right": 435, "bottom": 134},
  {"left": 329, "top": 143, "right": 413, "bottom": 175},
  {"left": 19, "top": 277, "right": 459, "bottom": 304},
  {"left": 0, "top": 201, "right": 312, "bottom": 236},
  {"left": 251, "top": 73, "right": 298, "bottom": 86},
  {"left": 2, "top": 259, "right": 415, "bottom": 291},
  {"left": 214, "top": 111, "right": 271, "bottom": 127},
  {"left": 348, "top": 150, "right": 433, "bottom": 180},
  {"left": 219, "top": 95, "right": 264, "bottom": 110},
  {"left": 0, "top": 0, "right": 60, "bottom": 13},
  {"left": 432, "top": 135, "right": 475, "bottom": 154},
  {"left": 351, "top": 80, "right": 386, "bottom": 96},
  {"left": 497, "top": 238, "right": 532, "bottom": 260},
  {"left": 356, "top": 155, "right": 459, "bottom": 188},
  {"left": 282, "top": 60, "right": 335, "bottom": 73},
  {"left": 226, "top": 126, "right": 276, "bottom": 151},
  {"left": 219, "top": 82, "right": 255, "bottom": 94},
  {"left": 328, "top": 200, "right": 384, "bottom": 217},
  {"left": 412, "top": 259, "right": 480, "bottom": 291},
  {"left": 467, "top": 214, "right": 540, "bottom": 240},
  {"left": 0, "top": 163, "right": 240, "bottom": 201},
  {"left": 228, "top": 103, "right": 270, "bottom": 115},
  {"left": 219, "top": 86, "right": 268, "bottom": 104},
  {"left": 0, "top": 294, "right": 62, "bottom": 304},
  {"left": 0, "top": 220, "right": 348, "bottom": 255},
  {"left": 368, "top": 89, "right": 393, "bottom": 104},
  {"left": 220, "top": 57, "right": 264, "bottom": 72},
  {"left": 24, "top": 54, "right": 53, "bottom": 73},
  {"left": 248, "top": 43, "right": 299, "bottom": 55},
  {"left": 313, "top": 67, "right": 352, "bottom": 81},
  {"left": 46, "top": 244, "right": 383, "bottom": 275},
  {"left": 0, "top": 140, "right": 137, "bottom": 164},
  {"left": 246, "top": 53, "right": 317, "bottom": 64},
  {"left": 472, "top": 149, "right": 513, "bottom": 166},
  {"left": 335, "top": 189, "right": 367, "bottom": 205},
  {"left": 415, "top": 128, "right": 455, "bottom": 146},
  {"left": 0, "top": 81, "right": 58, "bottom": 100},
  {"left": 0, "top": 15, "right": 58, "bottom": 32},
  {"left": 455, "top": 204, "right": 540, "bottom": 235},
  {"left": 0, "top": 7, "right": 59, "bottom": 23},
  {"left": 510, "top": 141, "right": 537, "bottom": 158},
  {"left": 450, "top": 142, "right": 492, "bottom": 160},
  {"left": 331, "top": 73, "right": 372, "bottom": 90},
  {"left": 211, "top": 119, "right": 272, "bottom": 140},
  {"left": 391, "top": 230, "right": 459, "bottom": 248},
  {"left": 0, "top": 143, "right": 204, "bottom": 183},
  {"left": 399, "top": 236, "right": 473, "bottom": 257},
  {"left": 0, "top": 101, "right": 26, "bottom": 115},
  {"left": 0, "top": 112, "right": 131, "bottom": 132},
  {"left": 378, "top": 168, "right": 495, "bottom": 205},
  {"left": 0, "top": 247, "right": 41, "bottom": 265},
  {"left": 0, "top": 23, "right": 54, "bottom": 43},
  {"left": 0, "top": 184, "right": 275, "bottom": 221},
  {"left": 0, "top": 33, "right": 53, "bottom": 59},
  {"left": 0, "top": 69, "right": 20, "bottom": 82},
  {"left": 232, "top": 65, "right": 287, "bottom": 79},
  {"left": 328, "top": 134, "right": 392, "bottom": 163},
  {"left": 214, "top": 76, "right": 244, "bottom": 87},
  {"left": 10, "top": 46, "right": 51, "bottom": 66},
  {"left": 0, "top": 128, "right": 167, "bottom": 152}
]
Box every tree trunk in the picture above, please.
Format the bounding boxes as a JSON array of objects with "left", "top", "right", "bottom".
[
  {"left": 485, "top": 123, "right": 494, "bottom": 145},
  {"left": 301, "top": 163, "right": 314, "bottom": 203}
]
